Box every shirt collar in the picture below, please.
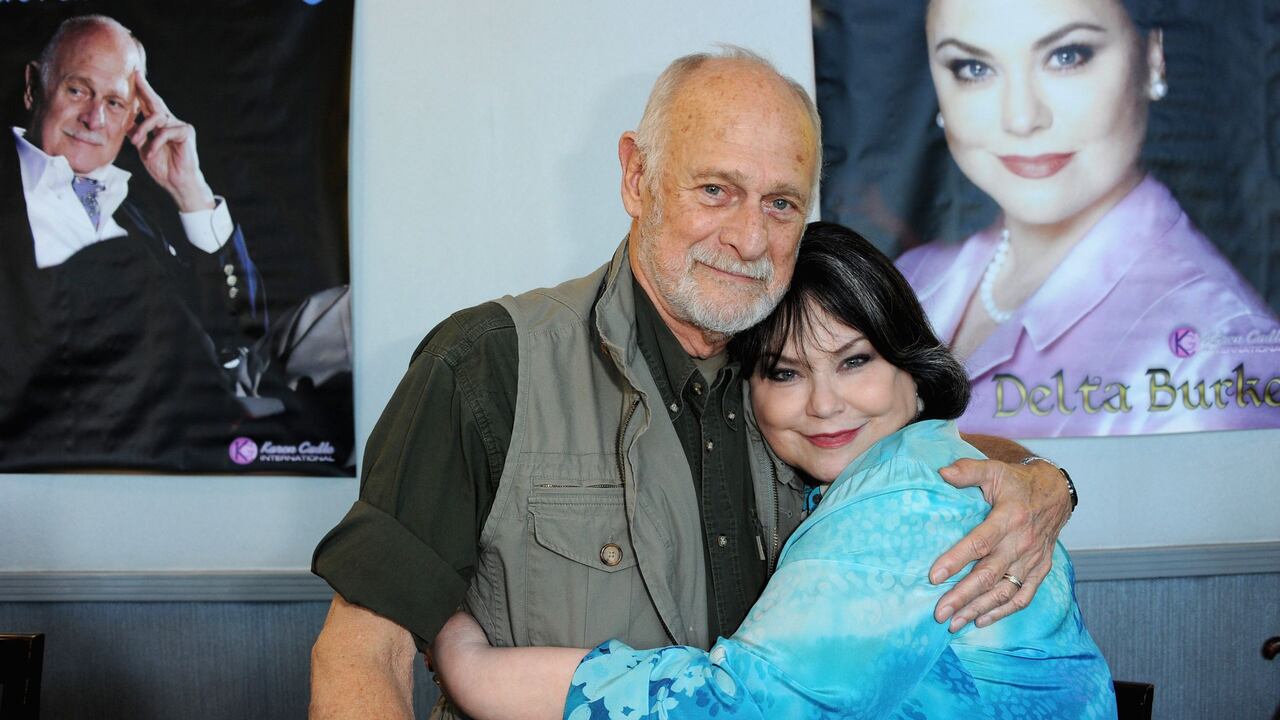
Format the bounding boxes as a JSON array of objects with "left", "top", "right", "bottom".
[
  {"left": 632, "top": 274, "right": 740, "bottom": 419},
  {"left": 963, "top": 176, "right": 1180, "bottom": 379},
  {"left": 1021, "top": 175, "right": 1179, "bottom": 347},
  {"left": 12, "top": 126, "right": 131, "bottom": 197}
]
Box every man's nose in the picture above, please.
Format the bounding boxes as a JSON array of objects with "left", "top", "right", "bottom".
[
  {"left": 722, "top": 202, "right": 769, "bottom": 260},
  {"left": 1001, "top": 70, "right": 1051, "bottom": 137},
  {"left": 79, "top": 99, "right": 107, "bottom": 130}
]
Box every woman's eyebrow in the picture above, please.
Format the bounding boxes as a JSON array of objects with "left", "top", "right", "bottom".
[
  {"left": 1033, "top": 22, "right": 1107, "bottom": 50},
  {"left": 935, "top": 22, "right": 1107, "bottom": 55},
  {"left": 933, "top": 38, "right": 991, "bottom": 57}
]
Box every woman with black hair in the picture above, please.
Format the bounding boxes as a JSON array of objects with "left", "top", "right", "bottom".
[{"left": 431, "top": 222, "right": 1115, "bottom": 719}]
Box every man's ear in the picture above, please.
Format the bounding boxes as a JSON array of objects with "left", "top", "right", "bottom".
[
  {"left": 618, "top": 131, "right": 647, "bottom": 220},
  {"left": 23, "top": 61, "right": 40, "bottom": 111}
]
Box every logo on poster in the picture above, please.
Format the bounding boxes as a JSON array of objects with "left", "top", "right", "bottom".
[
  {"left": 1169, "top": 326, "right": 1199, "bottom": 358},
  {"left": 229, "top": 437, "right": 259, "bottom": 465}
]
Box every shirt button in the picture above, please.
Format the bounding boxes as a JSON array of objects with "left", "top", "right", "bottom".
[
  {"left": 716, "top": 535, "right": 728, "bottom": 548},
  {"left": 599, "top": 543, "right": 624, "bottom": 567},
  {"left": 705, "top": 440, "right": 714, "bottom": 452}
]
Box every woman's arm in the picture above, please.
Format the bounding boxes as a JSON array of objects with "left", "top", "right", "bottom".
[
  {"left": 435, "top": 465, "right": 984, "bottom": 719},
  {"left": 432, "top": 612, "right": 587, "bottom": 720}
]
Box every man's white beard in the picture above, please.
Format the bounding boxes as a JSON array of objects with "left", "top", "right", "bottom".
[{"left": 635, "top": 206, "right": 784, "bottom": 337}]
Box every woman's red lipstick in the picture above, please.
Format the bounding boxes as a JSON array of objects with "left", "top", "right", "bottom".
[
  {"left": 999, "top": 153, "right": 1074, "bottom": 179},
  {"left": 805, "top": 429, "right": 859, "bottom": 449}
]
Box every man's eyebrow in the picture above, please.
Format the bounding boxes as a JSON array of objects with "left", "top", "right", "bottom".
[{"left": 693, "top": 167, "right": 808, "bottom": 201}]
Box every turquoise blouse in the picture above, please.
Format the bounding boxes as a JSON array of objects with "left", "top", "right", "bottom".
[{"left": 563, "top": 420, "right": 1116, "bottom": 719}]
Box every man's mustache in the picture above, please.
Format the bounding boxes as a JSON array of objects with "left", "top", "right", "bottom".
[
  {"left": 61, "top": 128, "right": 107, "bottom": 146},
  {"left": 689, "top": 244, "right": 773, "bottom": 282}
]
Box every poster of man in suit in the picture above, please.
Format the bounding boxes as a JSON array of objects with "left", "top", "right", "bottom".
[{"left": 0, "top": 1, "right": 355, "bottom": 475}]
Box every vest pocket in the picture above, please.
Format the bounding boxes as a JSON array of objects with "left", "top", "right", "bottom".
[{"left": 525, "top": 491, "right": 640, "bottom": 647}]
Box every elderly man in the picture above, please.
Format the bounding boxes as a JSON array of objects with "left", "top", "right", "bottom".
[
  {"left": 310, "top": 48, "right": 1073, "bottom": 719},
  {"left": 0, "top": 15, "right": 264, "bottom": 470}
]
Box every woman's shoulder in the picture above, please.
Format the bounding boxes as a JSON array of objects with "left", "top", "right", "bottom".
[
  {"left": 783, "top": 422, "right": 989, "bottom": 576},
  {"left": 894, "top": 238, "right": 963, "bottom": 280},
  {"left": 895, "top": 229, "right": 1001, "bottom": 297},
  {"left": 833, "top": 420, "right": 985, "bottom": 495}
]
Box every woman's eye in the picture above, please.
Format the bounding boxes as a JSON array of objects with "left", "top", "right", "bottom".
[
  {"left": 1048, "top": 44, "right": 1094, "bottom": 70},
  {"left": 948, "top": 59, "right": 992, "bottom": 83},
  {"left": 766, "top": 368, "right": 797, "bottom": 382},
  {"left": 842, "top": 354, "right": 872, "bottom": 369}
]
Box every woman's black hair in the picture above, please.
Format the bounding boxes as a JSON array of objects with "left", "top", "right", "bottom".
[{"left": 732, "top": 221, "right": 970, "bottom": 421}]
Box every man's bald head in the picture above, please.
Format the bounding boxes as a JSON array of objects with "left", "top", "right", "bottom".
[
  {"left": 37, "top": 15, "right": 147, "bottom": 91},
  {"left": 632, "top": 47, "right": 823, "bottom": 197}
]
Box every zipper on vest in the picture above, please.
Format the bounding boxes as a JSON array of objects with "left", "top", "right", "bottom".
[
  {"left": 768, "top": 460, "right": 780, "bottom": 576},
  {"left": 615, "top": 395, "right": 640, "bottom": 485}
]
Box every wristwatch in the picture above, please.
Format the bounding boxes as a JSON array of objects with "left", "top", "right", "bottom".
[{"left": 1020, "top": 456, "right": 1078, "bottom": 511}]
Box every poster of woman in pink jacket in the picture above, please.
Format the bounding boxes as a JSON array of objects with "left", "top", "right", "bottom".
[{"left": 816, "top": 0, "right": 1280, "bottom": 437}]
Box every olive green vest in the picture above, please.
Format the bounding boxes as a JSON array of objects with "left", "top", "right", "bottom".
[{"left": 433, "top": 240, "right": 804, "bottom": 717}]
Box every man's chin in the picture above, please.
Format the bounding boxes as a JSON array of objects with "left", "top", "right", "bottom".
[{"left": 683, "top": 290, "right": 776, "bottom": 336}]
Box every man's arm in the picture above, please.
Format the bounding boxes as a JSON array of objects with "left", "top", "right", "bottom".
[
  {"left": 309, "top": 306, "right": 517, "bottom": 714},
  {"left": 310, "top": 594, "right": 416, "bottom": 720},
  {"left": 931, "top": 433, "right": 1073, "bottom": 631}
]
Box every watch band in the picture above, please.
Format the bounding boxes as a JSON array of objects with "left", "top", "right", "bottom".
[{"left": 1021, "top": 456, "right": 1078, "bottom": 511}]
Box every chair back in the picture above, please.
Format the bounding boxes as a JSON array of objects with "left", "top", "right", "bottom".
[
  {"left": 0, "top": 633, "right": 44, "bottom": 720},
  {"left": 1113, "top": 680, "right": 1154, "bottom": 720}
]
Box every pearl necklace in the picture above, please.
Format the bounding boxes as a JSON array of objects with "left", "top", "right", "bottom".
[{"left": 979, "top": 228, "right": 1013, "bottom": 323}]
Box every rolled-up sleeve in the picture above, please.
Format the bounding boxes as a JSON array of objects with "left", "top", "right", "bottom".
[{"left": 312, "top": 303, "right": 516, "bottom": 649}]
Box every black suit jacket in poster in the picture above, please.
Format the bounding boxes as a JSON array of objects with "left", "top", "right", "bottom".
[{"left": 0, "top": 138, "right": 266, "bottom": 472}]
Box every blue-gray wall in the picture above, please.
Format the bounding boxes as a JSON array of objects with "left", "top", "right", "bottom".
[{"left": 1, "top": 573, "right": 1276, "bottom": 720}]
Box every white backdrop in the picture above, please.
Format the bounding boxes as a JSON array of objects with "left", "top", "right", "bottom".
[{"left": 1, "top": 0, "right": 1275, "bottom": 575}]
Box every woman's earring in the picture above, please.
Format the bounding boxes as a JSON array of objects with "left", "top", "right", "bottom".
[
  {"left": 1149, "top": 77, "right": 1168, "bottom": 101},
  {"left": 916, "top": 394, "right": 925, "bottom": 416},
  {"left": 935, "top": 112, "right": 946, "bottom": 129}
]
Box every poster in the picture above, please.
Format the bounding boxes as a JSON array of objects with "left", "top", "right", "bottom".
[
  {"left": 815, "top": 0, "right": 1280, "bottom": 437},
  {"left": 0, "top": 0, "right": 355, "bottom": 474}
]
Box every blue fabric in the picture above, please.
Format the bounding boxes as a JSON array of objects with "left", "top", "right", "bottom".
[{"left": 563, "top": 420, "right": 1116, "bottom": 719}]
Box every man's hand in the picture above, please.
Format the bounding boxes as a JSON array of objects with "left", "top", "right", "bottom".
[
  {"left": 128, "top": 70, "right": 216, "bottom": 213},
  {"left": 930, "top": 456, "right": 1072, "bottom": 631}
]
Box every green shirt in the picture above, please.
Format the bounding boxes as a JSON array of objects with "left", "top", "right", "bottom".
[{"left": 313, "top": 286, "right": 766, "bottom": 648}]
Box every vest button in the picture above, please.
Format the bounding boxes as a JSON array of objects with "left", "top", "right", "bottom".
[{"left": 599, "top": 543, "right": 624, "bottom": 567}]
